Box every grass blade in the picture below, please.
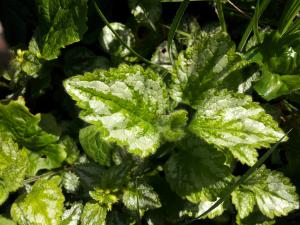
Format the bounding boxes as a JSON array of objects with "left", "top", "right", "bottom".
[
  {"left": 253, "top": 0, "right": 261, "bottom": 44},
  {"left": 167, "top": 0, "right": 189, "bottom": 64},
  {"left": 215, "top": 0, "right": 227, "bottom": 32},
  {"left": 278, "top": 0, "right": 300, "bottom": 36},
  {"left": 183, "top": 130, "right": 291, "bottom": 225},
  {"left": 237, "top": 0, "right": 271, "bottom": 52}
]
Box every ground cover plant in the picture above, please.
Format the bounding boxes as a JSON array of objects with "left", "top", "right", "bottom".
[{"left": 0, "top": 0, "right": 300, "bottom": 224}]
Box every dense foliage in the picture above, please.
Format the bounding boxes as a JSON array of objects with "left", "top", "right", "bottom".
[{"left": 0, "top": 0, "right": 300, "bottom": 224}]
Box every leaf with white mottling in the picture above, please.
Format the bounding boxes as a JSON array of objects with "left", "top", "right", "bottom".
[
  {"left": 80, "top": 203, "right": 107, "bottom": 225},
  {"left": 11, "top": 177, "right": 64, "bottom": 225},
  {"left": 99, "top": 23, "right": 135, "bottom": 59},
  {"left": 64, "top": 64, "right": 180, "bottom": 157},
  {"left": 170, "top": 28, "right": 246, "bottom": 106},
  {"left": 232, "top": 166, "right": 299, "bottom": 219},
  {"left": 189, "top": 89, "right": 286, "bottom": 165},
  {"left": 61, "top": 203, "right": 83, "bottom": 225},
  {"left": 62, "top": 171, "right": 80, "bottom": 194},
  {"left": 122, "top": 182, "right": 161, "bottom": 213},
  {"left": 129, "top": 0, "right": 162, "bottom": 30}
]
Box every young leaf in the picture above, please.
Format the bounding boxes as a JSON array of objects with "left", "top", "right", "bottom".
[
  {"left": 80, "top": 203, "right": 107, "bottom": 225},
  {"left": 90, "top": 188, "right": 118, "bottom": 210},
  {"left": 64, "top": 64, "right": 177, "bottom": 157},
  {"left": 61, "top": 203, "right": 83, "bottom": 225},
  {"left": 11, "top": 177, "right": 65, "bottom": 225},
  {"left": 0, "top": 136, "right": 28, "bottom": 205},
  {"left": 122, "top": 182, "right": 161, "bottom": 213},
  {"left": 99, "top": 22, "right": 136, "bottom": 59},
  {"left": 164, "top": 135, "right": 231, "bottom": 197},
  {"left": 232, "top": 165, "right": 299, "bottom": 219},
  {"left": 128, "top": 0, "right": 162, "bottom": 30},
  {"left": 189, "top": 89, "right": 286, "bottom": 165},
  {"left": 171, "top": 29, "right": 246, "bottom": 106},
  {"left": 29, "top": 0, "right": 88, "bottom": 60},
  {"left": 79, "top": 125, "right": 112, "bottom": 166},
  {"left": 62, "top": 171, "right": 80, "bottom": 194},
  {"left": 151, "top": 41, "right": 178, "bottom": 72}
]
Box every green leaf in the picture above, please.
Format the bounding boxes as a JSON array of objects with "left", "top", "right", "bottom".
[
  {"left": 60, "top": 136, "right": 80, "bottom": 165},
  {"left": 26, "top": 144, "right": 66, "bottom": 176},
  {"left": 254, "top": 68, "right": 300, "bottom": 101},
  {"left": 74, "top": 161, "right": 133, "bottom": 200},
  {"left": 40, "top": 113, "right": 62, "bottom": 137},
  {"left": 73, "top": 163, "right": 105, "bottom": 199},
  {"left": 64, "top": 47, "right": 110, "bottom": 76},
  {"left": 189, "top": 89, "right": 286, "bottom": 165},
  {"left": 164, "top": 135, "right": 231, "bottom": 197},
  {"left": 99, "top": 22, "right": 136, "bottom": 59},
  {"left": 128, "top": 0, "right": 162, "bottom": 30},
  {"left": 0, "top": 98, "right": 57, "bottom": 149},
  {"left": 61, "top": 203, "right": 83, "bottom": 225},
  {"left": 122, "top": 182, "right": 161, "bottom": 213},
  {"left": 0, "top": 216, "right": 16, "bottom": 225},
  {"left": 64, "top": 64, "right": 173, "bottom": 157},
  {"left": 236, "top": 207, "right": 275, "bottom": 225},
  {"left": 79, "top": 125, "right": 112, "bottom": 166},
  {"left": 11, "top": 177, "right": 65, "bottom": 225},
  {"left": 98, "top": 162, "right": 133, "bottom": 190},
  {"left": 106, "top": 207, "right": 135, "bottom": 225},
  {"left": 170, "top": 28, "right": 246, "bottom": 106},
  {"left": 232, "top": 165, "right": 299, "bottom": 219},
  {"left": 0, "top": 98, "right": 66, "bottom": 175},
  {"left": 80, "top": 203, "right": 107, "bottom": 225},
  {"left": 0, "top": 136, "right": 28, "bottom": 205},
  {"left": 29, "top": 0, "right": 88, "bottom": 60}
]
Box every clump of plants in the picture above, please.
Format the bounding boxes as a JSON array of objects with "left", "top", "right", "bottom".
[{"left": 0, "top": 0, "right": 300, "bottom": 224}]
